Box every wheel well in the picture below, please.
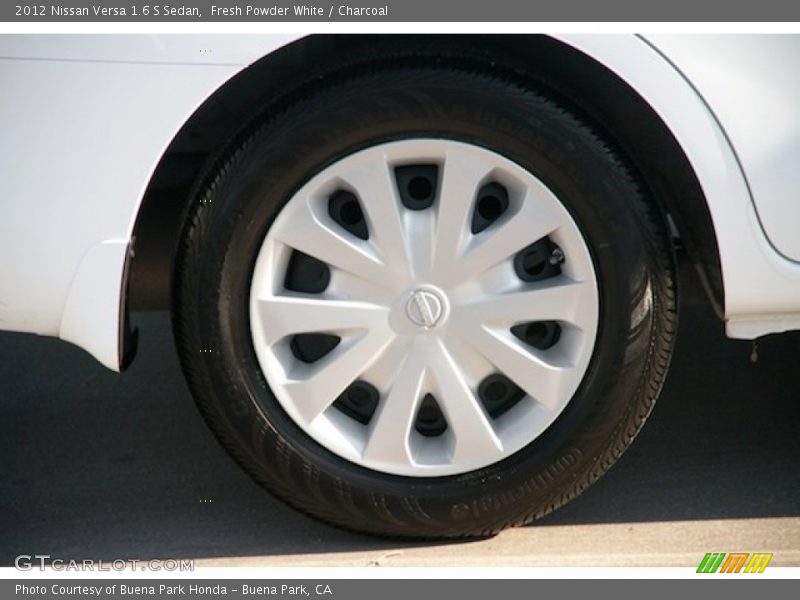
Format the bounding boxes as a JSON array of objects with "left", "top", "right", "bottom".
[{"left": 129, "top": 34, "right": 723, "bottom": 315}]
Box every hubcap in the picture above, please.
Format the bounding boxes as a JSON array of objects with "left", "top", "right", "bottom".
[{"left": 249, "top": 139, "right": 599, "bottom": 476}]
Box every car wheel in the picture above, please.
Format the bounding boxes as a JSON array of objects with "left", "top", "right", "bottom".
[{"left": 173, "top": 65, "right": 677, "bottom": 538}]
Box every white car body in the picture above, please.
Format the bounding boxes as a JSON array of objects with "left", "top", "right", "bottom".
[{"left": 2, "top": 33, "right": 800, "bottom": 370}]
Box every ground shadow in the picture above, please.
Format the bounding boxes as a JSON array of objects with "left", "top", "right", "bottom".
[{"left": 1, "top": 265, "right": 798, "bottom": 563}]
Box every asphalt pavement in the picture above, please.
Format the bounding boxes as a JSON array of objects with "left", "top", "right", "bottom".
[{"left": 1, "top": 269, "right": 799, "bottom": 567}]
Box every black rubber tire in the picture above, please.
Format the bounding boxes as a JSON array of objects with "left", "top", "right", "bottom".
[{"left": 172, "top": 65, "right": 677, "bottom": 539}]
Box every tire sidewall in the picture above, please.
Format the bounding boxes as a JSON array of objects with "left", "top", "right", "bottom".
[{"left": 178, "top": 68, "right": 667, "bottom": 533}]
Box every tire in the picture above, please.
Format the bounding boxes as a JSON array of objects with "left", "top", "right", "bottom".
[{"left": 173, "top": 64, "right": 677, "bottom": 538}]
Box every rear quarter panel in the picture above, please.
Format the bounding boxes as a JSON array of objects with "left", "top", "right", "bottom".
[{"left": 0, "top": 34, "right": 296, "bottom": 368}]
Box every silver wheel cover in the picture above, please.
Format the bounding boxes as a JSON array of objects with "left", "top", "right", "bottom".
[{"left": 249, "top": 139, "right": 599, "bottom": 477}]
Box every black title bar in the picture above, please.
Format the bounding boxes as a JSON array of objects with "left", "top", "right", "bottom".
[{"left": 5, "top": 0, "right": 800, "bottom": 22}]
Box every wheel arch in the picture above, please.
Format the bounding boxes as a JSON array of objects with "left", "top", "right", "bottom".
[{"left": 125, "top": 34, "right": 727, "bottom": 362}]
